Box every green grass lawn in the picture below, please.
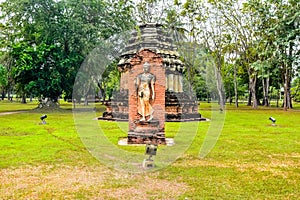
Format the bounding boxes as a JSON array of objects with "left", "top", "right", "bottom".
[
  {"left": 0, "top": 100, "right": 38, "bottom": 112},
  {"left": 0, "top": 100, "right": 299, "bottom": 199}
]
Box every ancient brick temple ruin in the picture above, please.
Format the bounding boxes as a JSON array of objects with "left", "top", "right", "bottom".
[{"left": 100, "top": 23, "right": 202, "bottom": 144}]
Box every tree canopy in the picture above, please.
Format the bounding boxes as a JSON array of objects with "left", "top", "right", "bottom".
[
  {"left": 0, "top": 0, "right": 299, "bottom": 109},
  {"left": 0, "top": 0, "right": 135, "bottom": 105}
]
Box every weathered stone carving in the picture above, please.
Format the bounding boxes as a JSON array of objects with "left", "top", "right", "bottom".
[{"left": 136, "top": 62, "right": 155, "bottom": 121}]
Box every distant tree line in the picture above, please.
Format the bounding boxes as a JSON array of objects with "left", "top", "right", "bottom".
[{"left": 155, "top": 0, "right": 299, "bottom": 110}]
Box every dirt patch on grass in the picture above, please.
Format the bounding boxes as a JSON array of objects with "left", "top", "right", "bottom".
[{"left": 0, "top": 164, "right": 189, "bottom": 199}]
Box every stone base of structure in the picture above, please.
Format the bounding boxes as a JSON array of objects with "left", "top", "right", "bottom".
[
  {"left": 165, "top": 91, "right": 202, "bottom": 121},
  {"left": 127, "top": 132, "right": 166, "bottom": 144},
  {"left": 127, "top": 120, "right": 166, "bottom": 144},
  {"left": 99, "top": 91, "right": 205, "bottom": 122}
]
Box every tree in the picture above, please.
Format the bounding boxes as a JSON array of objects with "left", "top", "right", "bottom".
[
  {"left": 0, "top": 64, "right": 8, "bottom": 99},
  {"left": 213, "top": 0, "right": 260, "bottom": 108},
  {"left": 134, "top": 0, "right": 175, "bottom": 24},
  {"left": 168, "top": 0, "right": 299, "bottom": 110},
  {"left": 195, "top": 1, "right": 228, "bottom": 110},
  {"left": 0, "top": 0, "right": 135, "bottom": 106},
  {"left": 246, "top": 0, "right": 300, "bottom": 110},
  {"left": 291, "top": 77, "right": 300, "bottom": 102},
  {"left": 11, "top": 41, "right": 66, "bottom": 104}
]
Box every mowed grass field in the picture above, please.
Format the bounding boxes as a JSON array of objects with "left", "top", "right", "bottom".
[{"left": 0, "top": 100, "right": 299, "bottom": 199}]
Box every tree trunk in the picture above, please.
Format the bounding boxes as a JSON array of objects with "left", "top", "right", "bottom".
[
  {"left": 215, "top": 66, "right": 225, "bottom": 111},
  {"left": 247, "top": 89, "right": 252, "bottom": 106},
  {"left": 228, "top": 81, "right": 232, "bottom": 105},
  {"left": 84, "top": 97, "right": 89, "bottom": 106},
  {"left": 262, "top": 71, "right": 270, "bottom": 106},
  {"left": 283, "top": 66, "right": 292, "bottom": 110},
  {"left": 207, "top": 93, "right": 210, "bottom": 103},
  {"left": 21, "top": 94, "right": 26, "bottom": 104},
  {"left": 249, "top": 75, "right": 258, "bottom": 109},
  {"left": 83, "top": 83, "right": 91, "bottom": 106},
  {"left": 1, "top": 90, "right": 5, "bottom": 100},
  {"left": 282, "top": 42, "right": 294, "bottom": 110},
  {"left": 7, "top": 89, "right": 12, "bottom": 101},
  {"left": 276, "top": 89, "right": 280, "bottom": 107},
  {"left": 97, "top": 80, "right": 105, "bottom": 104},
  {"left": 234, "top": 65, "right": 238, "bottom": 108},
  {"left": 38, "top": 97, "right": 59, "bottom": 108},
  {"left": 84, "top": 90, "right": 89, "bottom": 106}
]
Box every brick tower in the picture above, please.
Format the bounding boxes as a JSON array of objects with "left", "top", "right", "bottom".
[{"left": 101, "top": 23, "right": 201, "bottom": 144}]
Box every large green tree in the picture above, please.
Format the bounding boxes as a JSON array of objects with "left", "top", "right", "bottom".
[
  {"left": 245, "top": 0, "right": 300, "bottom": 109},
  {"left": 0, "top": 0, "right": 135, "bottom": 106}
]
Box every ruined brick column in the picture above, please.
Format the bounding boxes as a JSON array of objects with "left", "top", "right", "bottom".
[{"left": 127, "top": 49, "right": 166, "bottom": 144}]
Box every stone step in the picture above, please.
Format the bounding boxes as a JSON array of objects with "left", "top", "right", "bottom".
[{"left": 134, "top": 119, "right": 159, "bottom": 125}]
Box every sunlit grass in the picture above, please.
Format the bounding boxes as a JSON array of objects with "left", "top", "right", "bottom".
[
  {"left": 0, "top": 100, "right": 38, "bottom": 112},
  {"left": 0, "top": 100, "right": 299, "bottom": 199}
]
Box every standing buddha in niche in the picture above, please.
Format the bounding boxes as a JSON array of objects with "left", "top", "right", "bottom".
[{"left": 135, "top": 62, "right": 156, "bottom": 121}]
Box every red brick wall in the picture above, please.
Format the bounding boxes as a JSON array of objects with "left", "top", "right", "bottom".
[{"left": 128, "top": 49, "right": 165, "bottom": 132}]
